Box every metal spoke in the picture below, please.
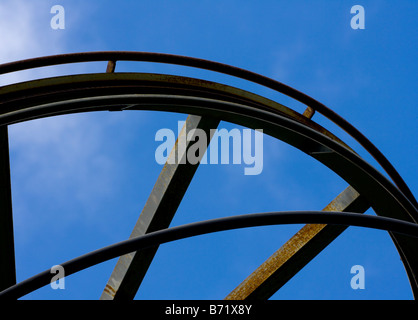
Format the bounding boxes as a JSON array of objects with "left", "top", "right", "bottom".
[
  {"left": 101, "top": 115, "right": 220, "bottom": 300},
  {"left": 225, "top": 186, "right": 369, "bottom": 300}
]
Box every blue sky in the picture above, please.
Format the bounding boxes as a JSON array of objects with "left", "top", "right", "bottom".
[{"left": 0, "top": 0, "right": 417, "bottom": 300}]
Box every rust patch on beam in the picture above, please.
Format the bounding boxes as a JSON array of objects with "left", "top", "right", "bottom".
[
  {"left": 106, "top": 60, "right": 116, "bottom": 73},
  {"left": 302, "top": 106, "right": 315, "bottom": 119},
  {"left": 225, "top": 185, "right": 370, "bottom": 300}
]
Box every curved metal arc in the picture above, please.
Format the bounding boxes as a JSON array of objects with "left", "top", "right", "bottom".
[
  {"left": 0, "top": 51, "right": 415, "bottom": 208},
  {"left": 1, "top": 211, "right": 417, "bottom": 300},
  {"left": 141, "top": 95, "right": 418, "bottom": 220},
  {"left": 1, "top": 57, "right": 416, "bottom": 295},
  {"left": 0, "top": 73, "right": 352, "bottom": 151},
  {"left": 1, "top": 84, "right": 416, "bottom": 223},
  {"left": 6, "top": 89, "right": 417, "bottom": 293}
]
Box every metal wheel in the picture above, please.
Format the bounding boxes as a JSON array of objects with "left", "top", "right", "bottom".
[{"left": 0, "top": 52, "right": 417, "bottom": 300}]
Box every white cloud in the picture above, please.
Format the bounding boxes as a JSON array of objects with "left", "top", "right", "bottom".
[
  {"left": 0, "top": 1, "right": 54, "bottom": 85},
  {"left": 9, "top": 114, "right": 117, "bottom": 236},
  {"left": 0, "top": 0, "right": 101, "bottom": 86},
  {"left": 0, "top": 1, "right": 129, "bottom": 240},
  {"left": 0, "top": 1, "right": 43, "bottom": 62}
]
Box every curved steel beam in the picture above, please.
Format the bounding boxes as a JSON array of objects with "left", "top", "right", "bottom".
[
  {"left": 1, "top": 74, "right": 417, "bottom": 294},
  {"left": 0, "top": 75, "right": 415, "bottom": 222},
  {"left": 0, "top": 73, "right": 351, "bottom": 149},
  {"left": 0, "top": 51, "right": 415, "bottom": 208},
  {"left": 1, "top": 71, "right": 417, "bottom": 296},
  {"left": 1, "top": 211, "right": 417, "bottom": 300}
]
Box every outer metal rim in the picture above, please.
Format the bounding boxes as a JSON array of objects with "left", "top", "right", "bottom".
[
  {"left": 1, "top": 75, "right": 417, "bottom": 296},
  {"left": 0, "top": 51, "right": 416, "bottom": 208},
  {"left": 0, "top": 53, "right": 416, "bottom": 298},
  {"left": 1, "top": 211, "right": 417, "bottom": 299}
]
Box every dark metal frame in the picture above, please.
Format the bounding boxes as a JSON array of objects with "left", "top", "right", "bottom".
[
  {"left": 1, "top": 211, "right": 418, "bottom": 300},
  {"left": 0, "top": 51, "right": 416, "bottom": 299}
]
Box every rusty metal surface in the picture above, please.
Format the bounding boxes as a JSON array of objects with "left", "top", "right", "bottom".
[
  {"left": 0, "top": 75, "right": 415, "bottom": 227},
  {"left": 302, "top": 106, "right": 315, "bottom": 119},
  {"left": 225, "top": 186, "right": 370, "bottom": 300},
  {"left": 0, "top": 74, "right": 417, "bottom": 296},
  {"left": 0, "top": 72, "right": 352, "bottom": 152},
  {"left": 1, "top": 51, "right": 415, "bottom": 209},
  {"left": 106, "top": 60, "right": 116, "bottom": 73},
  {"left": 0, "top": 52, "right": 416, "bottom": 299}
]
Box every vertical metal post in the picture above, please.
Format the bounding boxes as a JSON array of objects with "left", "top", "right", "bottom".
[
  {"left": 0, "top": 125, "right": 16, "bottom": 291},
  {"left": 225, "top": 186, "right": 370, "bottom": 300}
]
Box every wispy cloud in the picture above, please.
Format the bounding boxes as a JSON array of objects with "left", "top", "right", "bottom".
[
  {"left": 9, "top": 114, "right": 119, "bottom": 239},
  {"left": 0, "top": 0, "right": 130, "bottom": 242},
  {"left": 0, "top": 1, "right": 44, "bottom": 62}
]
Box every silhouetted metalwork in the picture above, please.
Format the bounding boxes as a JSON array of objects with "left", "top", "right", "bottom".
[
  {"left": 0, "top": 52, "right": 416, "bottom": 299},
  {"left": 1, "top": 211, "right": 418, "bottom": 300}
]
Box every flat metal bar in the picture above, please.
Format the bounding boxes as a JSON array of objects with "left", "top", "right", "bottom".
[
  {"left": 225, "top": 186, "right": 370, "bottom": 300},
  {"left": 0, "top": 125, "right": 16, "bottom": 291},
  {"left": 106, "top": 60, "right": 116, "bottom": 73},
  {"left": 100, "top": 114, "right": 220, "bottom": 300},
  {"left": 302, "top": 106, "right": 315, "bottom": 119}
]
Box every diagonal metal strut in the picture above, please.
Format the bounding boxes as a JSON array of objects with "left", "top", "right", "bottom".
[
  {"left": 225, "top": 185, "right": 370, "bottom": 300},
  {"left": 101, "top": 114, "right": 220, "bottom": 300}
]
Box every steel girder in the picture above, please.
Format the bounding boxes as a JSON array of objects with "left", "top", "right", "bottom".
[
  {"left": 1, "top": 52, "right": 415, "bottom": 208},
  {"left": 101, "top": 114, "right": 220, "bottom": 300}
]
